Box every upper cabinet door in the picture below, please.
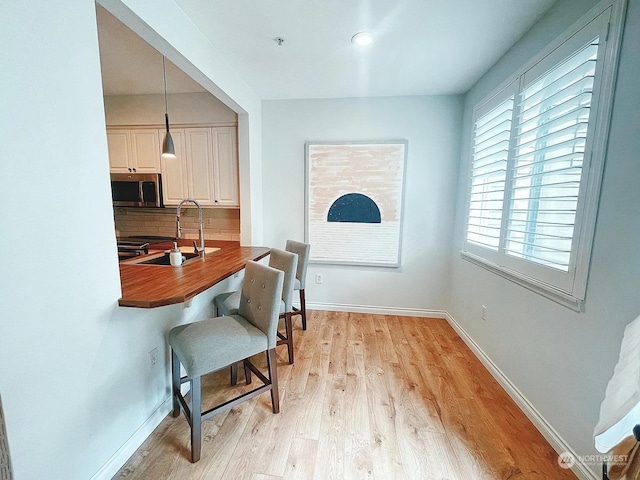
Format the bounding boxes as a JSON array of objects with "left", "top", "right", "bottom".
[
  {"left": 212, "top": 127, "right": 239, "bottom": 206},
  {"left": 130, "top": 129, "right": 161, "bottom": 173},
  {"left": 185, "top": 128, "right": 215, "bottom": 206},
  {"left": 106, "top": 130, "right": 131, "bottom": 173},
  {"left": 159, "top": 128, "right": 188, "bottom": 206}
]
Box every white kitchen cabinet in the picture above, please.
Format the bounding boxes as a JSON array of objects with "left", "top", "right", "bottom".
[
  {"left": 106, "top": 130, "right": 130, "bottom": 172},
  {"left": 159, "top": 129, "right": 188, "bottom": 205},
  {"left": 185, "top": 128, "right": 216, "bottom": 206},
  {"left": 106, "top": 128, "right": 161, "bottom": 174},
  {"left": 160, "top": 126, "right": 239, "bottom": 207},
  {"left": 211, "top": 126, "right": 239, "bottom": 206},
  {"left": 130, "top": 129, "right": 161, "bottom": 173}
]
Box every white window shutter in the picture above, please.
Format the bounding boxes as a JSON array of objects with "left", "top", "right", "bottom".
[
  {"left": 506, "top": 39, "right": 599, "bottom": 272},
  {"left": 466, "top": 92, "right": 515, "bottom": 251}
]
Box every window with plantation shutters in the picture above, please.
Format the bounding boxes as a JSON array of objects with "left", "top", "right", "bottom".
[
  {"left": 466, "top": 93, "right": 514, "bottom": 252},
  {"left": 462, "top": 0, "right": 626, "bottom": 309}
]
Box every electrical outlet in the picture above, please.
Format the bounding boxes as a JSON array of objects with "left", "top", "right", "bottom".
[
  {"left": 481, "top": 305, "right": 487, "bottom": 321},
  {"left": 149, "top": 347, "right": 159, "bottom": 368},
  {"left": 315, "top": 273, "right": 323, "bottom": 284}
]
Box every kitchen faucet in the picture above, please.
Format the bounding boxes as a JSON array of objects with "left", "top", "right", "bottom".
[{"left": 176, "top": 199, "right": 205, "bottom": 256}]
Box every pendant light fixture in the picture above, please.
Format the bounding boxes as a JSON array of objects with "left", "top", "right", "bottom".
[{"left": 161, "top": 55, "right": 176, "bottom": 158}]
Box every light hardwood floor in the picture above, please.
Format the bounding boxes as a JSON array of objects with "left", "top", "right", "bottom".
[{"left": 115, "top": 311, "right": 577, "bottom": 479}]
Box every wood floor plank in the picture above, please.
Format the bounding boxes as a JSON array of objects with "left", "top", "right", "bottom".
[
  {"left": 190, "top": 400, "right": 258, "bottom": 480},
  {"left": 115, "top": 311, "right": 577, "bottom": 480},
  {"left": 283, "top": 438, "right": 318, "bottom": 479},
  {"left": 316, "top": 311, "right": 335, "bottom": 377},
  {"left": 293, "top": 312, "right": 331, "bottom": 440},
  {"left": 313, "top": 374, "right": 347, "bottom": 479},
  {"left": 344, "top": 374, "right": 370, "bottom": 441},
  {"left": 364, "top": 363, "right": 407, "bottom": 479},
  {"left": 346, "top": 314, "right": 367, "bottom": 379},
  {"left": 344, "top": 437, "right": 374, "bottom": 479},
  {"left": 373, "top": 314, "right": 400, "bottom": 365},
  {"left": 328, "top": 313, "right": 348, "bottom": 375},
  {"left": 292, "top": 361, "right": 325, "bottom": 440},
  {"left": 250, "top": 386, "right": 303, "bottom": 477},
  {"left": 220, "top": 400, "right": 273, "bottom": 480},
  {"left": 443, "top": 397, "right": 518, "bottom": 479}
]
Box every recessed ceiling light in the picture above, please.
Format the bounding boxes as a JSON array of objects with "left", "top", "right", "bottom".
[{"left": 351, "top": 31, "right": 374, "bottom": 47}]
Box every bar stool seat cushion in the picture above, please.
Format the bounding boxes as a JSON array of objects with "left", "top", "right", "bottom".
[
  {"left": 216, "top": 290, "right": 285, "bottom": 316},
  {"left": 169, "top": 315, "right": 267, "bottom": 379}
]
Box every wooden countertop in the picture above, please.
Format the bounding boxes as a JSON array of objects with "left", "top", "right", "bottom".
[{"left": 118, "top": 240, "right": 270, "bottom": 308}]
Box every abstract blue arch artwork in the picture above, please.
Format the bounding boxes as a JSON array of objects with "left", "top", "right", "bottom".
[
  {"left": 327, "top": 193, "right": 381, "bottom": 223},
  {"left": 305, "top": 140, "right": 407, "bottom": 266}
]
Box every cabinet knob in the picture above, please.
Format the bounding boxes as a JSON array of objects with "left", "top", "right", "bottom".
[
  {"left": 132, "top": 168, "right": 137, "bottom": 172},
  {"left": 128, "top": 168, "right": 132, "bottom": 172}
]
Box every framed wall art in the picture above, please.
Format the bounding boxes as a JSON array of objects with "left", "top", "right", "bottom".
[{"left": 305, "top": 140, "right": 407, "bottom": 267}]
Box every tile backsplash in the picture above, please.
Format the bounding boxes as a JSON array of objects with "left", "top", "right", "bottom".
[{"left": 114, "top": 207, "right": 240, "bottom": 241}]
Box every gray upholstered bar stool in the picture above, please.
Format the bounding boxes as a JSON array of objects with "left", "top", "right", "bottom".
[
  {"left": 285, "top": 240, "right": 311, "bottom": 330},
  {"left": 214, "top": 249, "right": 298, "bottom": 368},
  {"left": 168, "top": 261, "right": 284, "bottom": 463}
]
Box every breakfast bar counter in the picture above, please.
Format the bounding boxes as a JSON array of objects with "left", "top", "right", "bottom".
[{"left": 118, "top": 240, "right": 270, "bottom": 308}]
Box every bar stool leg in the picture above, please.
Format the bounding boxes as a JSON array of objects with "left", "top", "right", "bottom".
[
  {"left": 300, "top": 289, "right": 307, "bottom": 330},
  {"left": 244, "top": 359, "right": 252, "bottom": 385},
  {"left": 171, "top": 350, "right": 180, "bottom": 417},
  {"left": 230, "top": 362, "right": 238, "bottom": 386},
  {"left": 267, "top": 349, "right": 280, "bottom": 413},
  {"left": 285, "top": 312, "right": 294, "bottom": 364},
  {"left": 190, "top": 376, "right": 201, "bottom": 463}
]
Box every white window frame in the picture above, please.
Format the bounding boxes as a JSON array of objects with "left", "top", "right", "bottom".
[{"left": 461, "top": 0, "right": 627, "bottom": 311}]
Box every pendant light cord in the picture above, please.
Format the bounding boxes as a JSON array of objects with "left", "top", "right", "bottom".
[{"left": 163, "top": 56, "right": 170, "bottom": 132}]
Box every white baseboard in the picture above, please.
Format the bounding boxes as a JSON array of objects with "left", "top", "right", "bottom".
[
  {"left": 444, "top": 312, "right": 598, "bottom": 480},
  {"left": 89, "top": 398, "right": 172, "bottom": 480},
  {"left": 305, "top": 301, "right": 448, "bottom": 319}
]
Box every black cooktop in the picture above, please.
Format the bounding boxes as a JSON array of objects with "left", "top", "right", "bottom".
[{"left": 117, "top": 236, "right": 176, "bottom": 261}]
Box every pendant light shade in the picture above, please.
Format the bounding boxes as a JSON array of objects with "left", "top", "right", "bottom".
[
  {"left": 163, "top": 133, "right": 175, "bottom": 156},
  {"left": 161, "top": 56, "right": 176, "bottom": 158},
  {"left": 162, "top": 113, "right": 175, "bottom": 158}
]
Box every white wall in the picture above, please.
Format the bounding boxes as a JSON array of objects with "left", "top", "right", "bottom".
[
  {"left": 262, "top": 96, "right": 462, "bottom": 311},
  {"left": 104, "top": 92, "right": 237, "bottom": 126},
  {"left": 0, "top": 1, "right": 252, "bottom": 479},
  {"left": 449, "top": 0, "right": 640, "bottom": 474}
]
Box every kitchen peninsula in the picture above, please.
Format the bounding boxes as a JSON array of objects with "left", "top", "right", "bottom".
[{"left": 118, "top": 240, "right": 269, "bottom": 308}]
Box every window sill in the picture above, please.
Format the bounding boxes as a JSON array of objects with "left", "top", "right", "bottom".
[{"left": 460, "top": 251, "right": 584, "bottom": 312}]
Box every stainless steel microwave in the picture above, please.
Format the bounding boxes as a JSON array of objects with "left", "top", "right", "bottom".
[{"left": 110, "top": 173, "right": 163, "bottom": 208}]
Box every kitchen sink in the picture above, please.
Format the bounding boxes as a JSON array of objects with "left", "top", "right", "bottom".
[
  {"left": 137, "top": 251, "right": 202, "bottom": 266},
  {"left": 121, "top": 246, "right": 220, "bottom": 266}
]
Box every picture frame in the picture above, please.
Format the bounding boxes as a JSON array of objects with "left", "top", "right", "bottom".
[{"left": 305, "top": 140, "right": 408, "bottom": 267}]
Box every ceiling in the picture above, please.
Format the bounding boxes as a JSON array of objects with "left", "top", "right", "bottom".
[
  {"left": 97, "top": 0, "right": 559, "bottom": 99},
  {"left": 96, "top": 5, "right": 206, "bottom": 96}
]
